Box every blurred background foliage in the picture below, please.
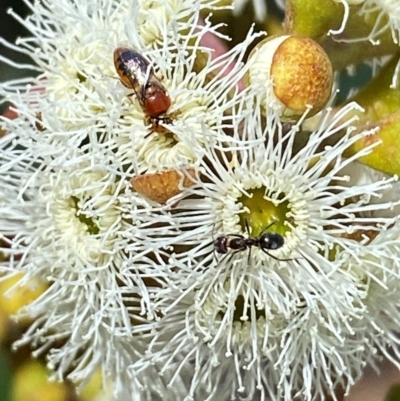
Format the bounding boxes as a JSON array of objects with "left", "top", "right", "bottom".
[
  {"left": 1, "top": 1, "right": 31, "bottom": 396},
  {"left": 0, "top": 0, "right": 31, "bottom": 114}
]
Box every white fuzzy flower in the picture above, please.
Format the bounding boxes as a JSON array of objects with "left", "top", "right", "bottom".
[
  {"left": 340, "top": 161, "right": 400, "bottom": 218},
  {"left": 114, "top": 23, "right": 260, "bottom": 174},
  {"left": 2, "top": 0, "right": 400, "bottom": 400},
  {"left": 134, "top": 0, "right": 229, "bottom": 46},
  {"left": 132, "top": 91, "right": 400, "bottom": 401},
  {"left": 359, "top": 0, "right": 400, "bottom": 44},
  {"left": 0, "top": 0, "right": 258, "bottom": 398},
  {"left": 1, "top": 0, "right": 260, "bottom": 177},
  {"left": 0, "top": 143, "right": 182, "bottom": 397}
]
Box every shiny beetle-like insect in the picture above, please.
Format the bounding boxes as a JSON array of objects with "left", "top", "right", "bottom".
[{"left": 113, "top": 47, "right": 172, "bottom": 121}]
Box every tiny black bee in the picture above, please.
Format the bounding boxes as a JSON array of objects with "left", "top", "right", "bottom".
[{"left": 214, "top": 220, "right": 292, "bottom": 261}]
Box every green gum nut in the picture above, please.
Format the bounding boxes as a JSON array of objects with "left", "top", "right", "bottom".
[
  {"left": 342, "top": 56, "right": 400, "bottom": 176},
  {"left": 346, "top": 111, "right": 400, "bottom": 176},
  {"left": 286, "top": 0, "right": 399, "bottom": 70},
  {"left": 285, "top": 0, "right": 342, "bottom": 41},
  {"left": 347, "top": 55, "right": 400, "bottom": 124}
]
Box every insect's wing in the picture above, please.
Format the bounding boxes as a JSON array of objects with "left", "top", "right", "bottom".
[
  {"left": 120, "top": 51, "right": 150, "bottom": 89},
  {"left": 114, "top": 48, "right": 152, "bottom": 101}
]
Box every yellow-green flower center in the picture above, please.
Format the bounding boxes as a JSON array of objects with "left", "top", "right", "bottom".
[
  {"left": 71, "top": 196, "right": 100, "bottom": 235},
  {"left": 238, "top": 187, "right": 291, "bottom": 236}
]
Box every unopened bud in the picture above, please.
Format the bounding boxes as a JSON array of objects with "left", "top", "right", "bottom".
[{"left": 247, "top": 35, "right": 333, "bottom": 118}]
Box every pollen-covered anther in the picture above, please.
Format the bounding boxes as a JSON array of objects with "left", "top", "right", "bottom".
[
  {"left": 130, "top": 167, "right": 197, "bottom": 204},
  {"left": 247, "top": 35, "right": 333, "bottom": 118}
]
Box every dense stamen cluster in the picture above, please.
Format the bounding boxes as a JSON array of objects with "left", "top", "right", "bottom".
[{"left": 1, "top": 0, "right": 400, "bottom": 401}]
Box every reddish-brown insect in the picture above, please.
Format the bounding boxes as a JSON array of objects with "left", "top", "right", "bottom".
[{"left": 113, "top": 47, "right": 171, "bottom": 119}]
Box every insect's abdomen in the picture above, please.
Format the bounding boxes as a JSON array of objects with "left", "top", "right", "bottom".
[
  {"left": 214, "top": 236, "right": 229, "bottom": 254},
  {"left": 143, "top": 84, "right": 172, "bottom": 117}
]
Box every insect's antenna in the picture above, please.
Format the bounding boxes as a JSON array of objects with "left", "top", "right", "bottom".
[
  {"left": 259, "top": 219, "right": 279, "bottom": 235},
  {"left": 243, "top": 219, "right": 253, "bottom": 264},
  {"left": 247, "top": 245, "right": 252, "bottom": 265},
  {"left": 140, "top": 83, "right": 147, "bottom": 99},
  {"left": 245, "top": 218, "right": 251, "bottom": 236},
  {"left": 260, "top": 247, "right": 295, "bottom": 262}
]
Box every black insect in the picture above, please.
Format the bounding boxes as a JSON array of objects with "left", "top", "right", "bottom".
[{"left": 214, "top": 220, "right": 292, "bottom": 262}]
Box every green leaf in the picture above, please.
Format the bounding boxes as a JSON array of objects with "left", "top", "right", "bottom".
[
  {"left": 345, "top": 111, "right": 400, "bottom": 176},
  {"left": 347, "top": 56, "right": 400, "bottom": 124},
  {"left": 0, "top": 349, "right": 12, "bottom": 401},
  {"left": 338, "top": 56, "right": 400, "bottom": 176},
  {"left": 385, "top": 383, "right": 400, "bottom": 401}
]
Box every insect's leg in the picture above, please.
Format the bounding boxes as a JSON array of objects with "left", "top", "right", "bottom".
[
  {"left": 245, "top": 218, "right": 251, "bottom": 235},
  {"left": 247, "top": 246, "right": 252, "bottom": 264},
  {"left": 261, "top": 248, "right": 293, "bottom": 262},
  {"left": 212, "top": 223, "right": 218, "bottom": 262}
]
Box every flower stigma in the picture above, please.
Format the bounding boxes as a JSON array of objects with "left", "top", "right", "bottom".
[{"left": 70, "top": 196, "right": 100, "bottom": 236}]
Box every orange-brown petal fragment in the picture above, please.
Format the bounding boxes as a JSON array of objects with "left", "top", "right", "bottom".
[{"left": 131, "top": 168, "right": 197, "bottom": 204}]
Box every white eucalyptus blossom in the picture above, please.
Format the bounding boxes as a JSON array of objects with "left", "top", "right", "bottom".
[
  {"left": 0, "top": 0, "right": 258, "bottom": 398},
  {"left": 340, "top": 161, "right": 400, "bottom": 218},
  {"left": 134, "top": 0, "right": 229, "bottom": 46},
  {"left": 0, "top": 0, "right": 260, "bottom": 176},
  {"left": 116, "top": 22, "right": 261, "bottom": 174},
  {"left": 2, "top": 0, "right": 400, "bottom": 400},
  {"left": 0, "top": 140, "right": 185, "bottom": 398},
  {"left": 132, "top": 89, "right": 400, "bottom": 401},
  {"left": 361, "top": 0, "right": 400, "bottom": 44}
]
